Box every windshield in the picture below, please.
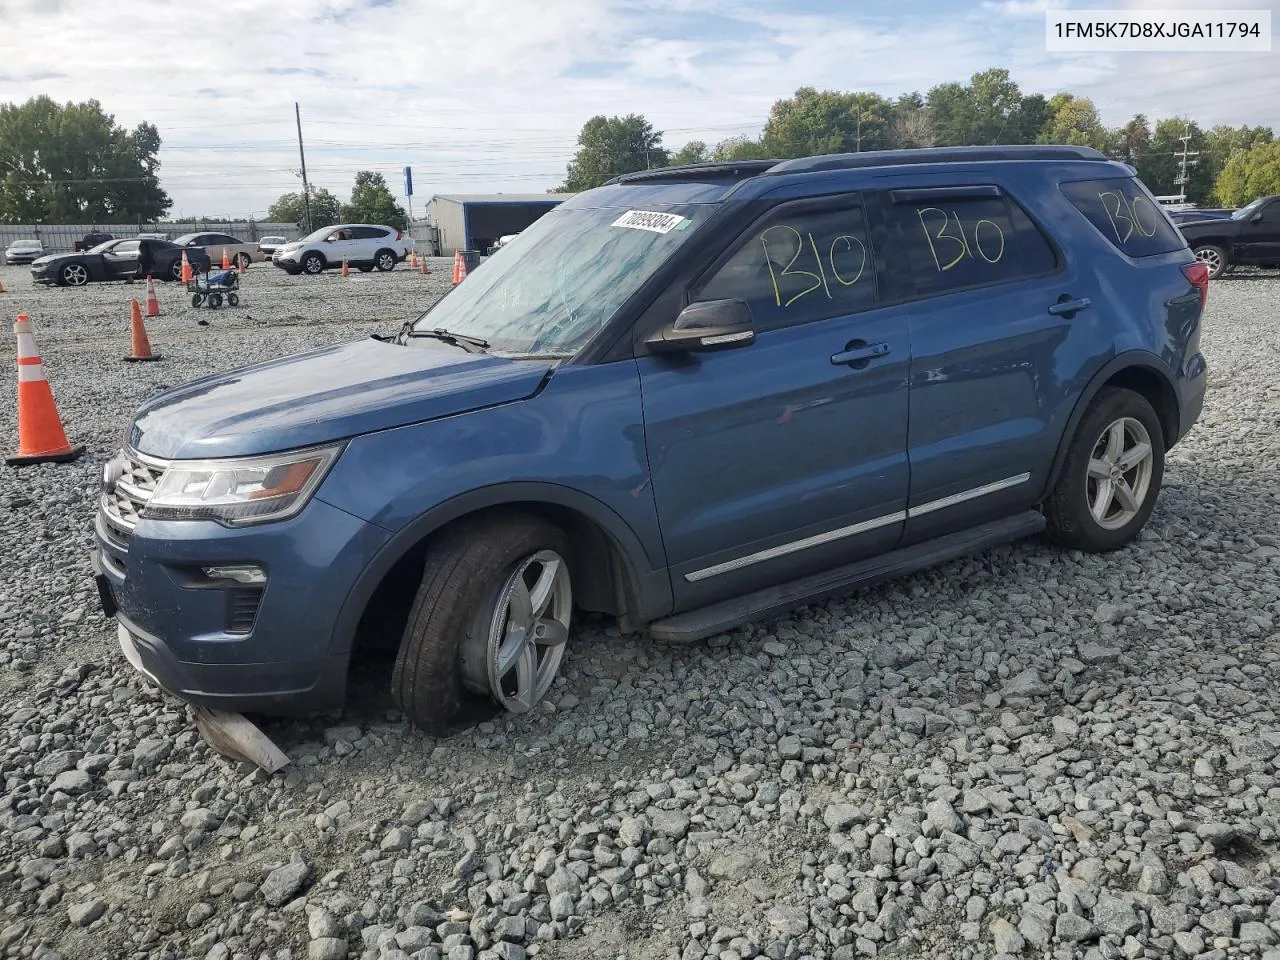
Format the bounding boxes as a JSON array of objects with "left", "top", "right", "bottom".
[
  {"left": 88, "top": 239, "right": 117, "bottom": 253},
  {"left": 11, "top": 241, "right": 40, "bottom": 250},
  {"left": 302, "top": 225, "right": 343, "bottom": 242},
  {"left": 409, "top": 202, "right": 706, "bottom": 357},
  {"left": 1232, "top": 197, "right": 1267, "bottom": 220}
]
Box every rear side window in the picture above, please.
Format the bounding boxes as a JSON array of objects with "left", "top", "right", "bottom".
[
  {"left": 355, "top": 227, "right": 390, "bottom": 239},
  {"left": 1060, "top": 177, "right": 1186, "bottom": 257},
  {"left": 883, "top": 188, "right": 1058, "bottom": 298}
]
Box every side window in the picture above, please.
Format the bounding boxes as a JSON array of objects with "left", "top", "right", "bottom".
[
  {"left": 354, "top": 227, "right": 387, "bottom": 239},
  {"left": 693, "top": 202, "right": 877, "bottom": 331},
  {"left": 1060, "top": 177, "right": 1186, "bottom": 257},
  {"left": 113, "top": 240, "right": 141, "bottom": 256},
  {"left": 884, "top": 189, "right": 1058, "bottom": 298}
]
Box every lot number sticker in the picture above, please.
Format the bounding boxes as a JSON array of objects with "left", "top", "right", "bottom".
[{"left": 611, "top": 210, "right": 690, "bottom": 234}]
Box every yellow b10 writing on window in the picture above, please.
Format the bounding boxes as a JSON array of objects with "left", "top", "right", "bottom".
[
  {"left": 761, "top": 224, "right": 869, "bottom": 308},
  {"left": 916, "top": 207, "right": 1007, "bottom": 272},
  {"left": 1097, "top": 190, "right": 1160, "bottom": 245}
]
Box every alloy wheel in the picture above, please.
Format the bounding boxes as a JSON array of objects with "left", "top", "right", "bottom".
[{"left": 1086, "top": 417, "right": 1155, "bottom": 530}]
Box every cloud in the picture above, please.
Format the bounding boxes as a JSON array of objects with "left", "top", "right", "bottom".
[{"left": 0, "top": 0, "right": 1275, "bottom": 218}]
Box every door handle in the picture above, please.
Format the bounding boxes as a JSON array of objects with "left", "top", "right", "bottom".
[
  {"left": 1048, "top": 296, "right": 1092, "bottom": 317},
  {"left": 831, "top": 340, "right": 890, "bottom": 367}
]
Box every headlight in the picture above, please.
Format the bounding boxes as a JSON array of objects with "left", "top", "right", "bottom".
[{"left": 143, "top": 443, "right": 343, "bottom": 526}]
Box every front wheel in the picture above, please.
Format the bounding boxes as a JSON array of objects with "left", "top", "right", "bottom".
[
  {"left": 392, "top": 514, "right": 573, "bottom": 733},
  {"left": 227, "top": 292, "right": 239, "bottom": 307},
  {"left": 191, "top": 294, "right": 203, "bottom": 307},
  {"left": 1192, "top": 244, "right": 1228, "bottom": 280},
  {"left": 302, "top": 252, "right": 324, "bottom": 274},
  {"left": 374, "top": 248, "right": 396, "bottom": 272},
  {"left": 60, "top": 263, "right": 89, "bottom": 287},
  {"left": 207, "top": 292, "right": 222, "bottom": 308},
  {"left": 1045, "top": 387, "right": 1165, "bottom": 553}
]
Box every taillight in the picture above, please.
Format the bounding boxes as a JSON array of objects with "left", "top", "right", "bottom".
[
  {"left": 1181, "top": 261, "right": 1209, "bottom": 308},
  {"left": 395, "top": 230, "right": 402, "bottom": 240}
]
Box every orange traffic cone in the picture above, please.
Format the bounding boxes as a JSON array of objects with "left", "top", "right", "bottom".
[
  {"left": 123, "top": 298, "right": 161, "bottom": 362},
  {"left": 181, "top": 251, "right": 192, "bottom": 284},
  {"left": 221, "top": 248, "right": 231, "bottom": 270},
  {"left": 341, "top": 257, "right": 349, "bottom": 277},
  {"left": 145, "top": 276, "right": 161, "bottom": 317},
  {"left": 408, "top": 252, "right": 418, "bottom": 268},
  {"left": 452, "top": 250, "right": 466, "bottom": 284},
  {"left": 419, "top": 257, "right": 429, "bottom": 275},
  {"left": 6, "top": 314, "right": 85, "bottom": 466},
  {"left": 0, "top": 278, "right": 7, "bottom": 293}
]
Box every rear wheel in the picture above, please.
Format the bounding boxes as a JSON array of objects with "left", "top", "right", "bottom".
[
  {"left": 1045, "top": 387, "right": 1165, "bottom": 552},
  {"left": 234, "top": 253, "right": 251, "bottom": 270},
  {"left": 60, "top": 263, "right": 89, "bottom": 286},
  {"left": 1192, "top": 244, "right": 1228, "bottom": 280},
  {"left": 374, "top": 248, "right": 396, "bottom": 272},
  {"left": 170, "top": 260, "right": 184, "bottom": 282},
  {"left": 227, "top": 292, "right": 239, "bottom": 307},
  {"left": 392, "top": 514, "right": 573, "bottom": 733}
]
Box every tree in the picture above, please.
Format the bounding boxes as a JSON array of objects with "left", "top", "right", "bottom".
[
  {"left": 757, "top": 87, "right": 893, "bottom": 157},
  {"left": 341, "top": 171, "right": 408, "bottom": 229},
  {"left": 1038, "top": 94, "right": 1108, "bottom": 150},
  {"left": 267, "top": 185, "right": 341, "bottom": 231},
  {"left": 670, "top": 140, "right": 711, "bottom": 165},
  {"left": 1107, "top": 114, "right": 1152, "bottom": 164},
  {"left": 1214, "top": 141, "right": 1280, "bottom": 206},
  {"left": 889, "top": 93, "right": 934, "bottom": 149},
  {"left": 559, "top": 114, "right": 668, "bottom": 192},
  {"left": 0, "top": 95, "right": 170, "bottom": 223},
  {"left": 1203, "top": 125, "right": 1274, "bottom": 201},
  {"left": 712, "top": 135, "right": 770, "bottom": 161},
  {"left": 926, "top": 69, "right": 1040, "bottom": 146}
]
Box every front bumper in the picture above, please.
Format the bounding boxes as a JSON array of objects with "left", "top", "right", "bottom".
[
  {"left": 92, "top": 494, "right": 392, "bottom": 716},
  {"left": 29, "top": 264, "right": 56, "bottom": 283},
  {"left": 272, "top": 252, "right": 302, "bottom": 270}
]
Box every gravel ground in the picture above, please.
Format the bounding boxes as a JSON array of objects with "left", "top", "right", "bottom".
[{"left": 0, "top": 261, "right": 1277, "bottom": 960}]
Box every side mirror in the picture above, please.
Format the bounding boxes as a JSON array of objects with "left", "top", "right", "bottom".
[
  {"left": 646, "top": 298, "right": 755, "bottom": 354},
  {"left": 1251, "top": 212, "right": 1264, "bottom": 223}
]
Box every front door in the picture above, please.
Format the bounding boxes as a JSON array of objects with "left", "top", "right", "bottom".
[
  {"left": 636, "top": 193, "right": 911, "bottom": 612},
  {"left": 102, "top": 239, "right": 141, "bottom": 280},
  {"left": 1236, "top": 198, "right": 1280, "bottom": 264}
]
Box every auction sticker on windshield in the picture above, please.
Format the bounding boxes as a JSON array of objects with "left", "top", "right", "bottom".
[{"left": 611, "top": 210, "right": 691, "bottom": 234}]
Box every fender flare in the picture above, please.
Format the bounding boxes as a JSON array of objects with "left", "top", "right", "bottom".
[
  {"left": 1039, "top": 349, "right": 1180, "bottom": 501},
  {"left": 325, "top": 481, "right": 670, "bottom": 656}
]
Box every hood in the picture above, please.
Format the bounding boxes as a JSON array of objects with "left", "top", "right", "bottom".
[
  {"left": 128, "top": 336, "right": 553, "bottom": 459},
  {"left": 31, "top": 252, "right": 79, "bottom": 266}
]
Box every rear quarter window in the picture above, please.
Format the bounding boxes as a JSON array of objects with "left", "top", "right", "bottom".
[{"left": 1060, "top": 177, "right": 1186, "bottom": 257}]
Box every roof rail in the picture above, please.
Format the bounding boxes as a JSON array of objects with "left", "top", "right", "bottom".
[
  {"left": 766, "top": 144, "right": 1110, "bottom": 175},
  {"left": 604, "top": 159, "right": 780, "bottom": 186}
]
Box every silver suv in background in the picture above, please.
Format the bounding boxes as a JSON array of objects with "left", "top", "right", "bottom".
[
  {"left": 4, "top": 238, "right": 45, "bottom": 265},
  {"left": 271, "top": 224, "right": 411, "bottom": 275}
]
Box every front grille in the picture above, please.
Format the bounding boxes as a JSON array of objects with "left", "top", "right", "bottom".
[{"left": 100, "top": 448, "right": 169, "bottom": 547}]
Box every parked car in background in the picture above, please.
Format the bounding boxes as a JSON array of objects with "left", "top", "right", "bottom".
[
  {"left": 31, "top": 237, "right": 211, "bottom": 286},
  {"left": 258, "top": 235, "right": 288, "bottom": 257},
  {"left": 93, "top": 145, "right": 1207, "bottom": 735},
  {"left": 73, "top": 232, "right": 113, "bottom": 252},
  {"left": 1177, "top": 194, "right": 1280, "bottom": 278},
  {"left": 173, "top": 231, "right": 266, "bottom": 269},
  {"left": 1167, "top": 207, "right": 1235, "bottom": 225},
  {"left": 271, "top": 223, "right": 411, "bottom": 275},
  {"left": 137, "top": 232, "right": 170, "bottom": 241},
  {"left": 3, "top": 238, "right": 45, "bottom": 265}
]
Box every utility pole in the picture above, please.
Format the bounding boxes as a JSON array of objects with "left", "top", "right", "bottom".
[
  {"left": 1173, "top": 123, "right": 1199, "bottom": 204},
  {"left": 295, "top": 102, "right": 313, "bottom": 234},
  {"left": 855, "top": 100, "right": 863, "bottom": 153}
]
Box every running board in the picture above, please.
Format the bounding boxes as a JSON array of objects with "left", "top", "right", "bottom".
[{"left": 648, "top": 510, "right": 1046, "bottom": 644}]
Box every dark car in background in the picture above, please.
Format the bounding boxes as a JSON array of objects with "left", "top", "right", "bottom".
[
  {"left": 31, "top": 237, "right": 211, "bottom": 287},
  {"left": 1167, "top": 207, "right": 1235, "bottom": 225},
  {"left": 1178, "top": 195, "right": 1280, "bottom": 278},
  {"left": 73, "top": 232, "right": 114, "bottom": 252}
]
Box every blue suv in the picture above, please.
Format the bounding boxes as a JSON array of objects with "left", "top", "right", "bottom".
[{"left": 91, "top": 146, "right": 1209, "bottom": 733}]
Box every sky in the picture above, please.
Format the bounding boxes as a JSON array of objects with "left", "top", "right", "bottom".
[{"left": 0, "top": 0, "right": 1276, "bottom": 220}]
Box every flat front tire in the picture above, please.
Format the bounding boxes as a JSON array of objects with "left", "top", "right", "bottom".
[
  {"left": 392, "top": 513, "right": 573, "bottom": 734},
  {"left": 1046, "top": 387, "right": 1166, "bottom": 553}
]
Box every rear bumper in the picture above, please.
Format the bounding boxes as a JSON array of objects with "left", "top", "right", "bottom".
[{"left": 1177, "top": 351, "right": 1208, "bottom": 445}]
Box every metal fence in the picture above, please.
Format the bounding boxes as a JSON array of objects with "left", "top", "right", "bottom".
[{"left": 0, "top": 222, "right": 301, "bottom": 254}]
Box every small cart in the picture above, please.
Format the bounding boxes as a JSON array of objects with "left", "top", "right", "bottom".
[{"left": 189, "top": 267, "right": 240, "bottom": 308}]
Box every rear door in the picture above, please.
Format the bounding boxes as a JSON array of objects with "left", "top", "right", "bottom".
[{"left": 871, "top": 181, "right": 1091, "bottom": 545}]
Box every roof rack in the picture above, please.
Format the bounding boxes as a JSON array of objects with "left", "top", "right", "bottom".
[
  {"left": 604, "top": 159, "right": 780, "bottom": 186},
  {"left": 604, "top": 145, "right": 1112, "bottom": 187},
  {"left": 765, "top": 145, "right": 1110, "bottom": 174}
]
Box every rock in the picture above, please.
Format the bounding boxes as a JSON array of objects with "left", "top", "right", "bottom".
[
  {"left": 1003, "top": 669, "right": 1047, "bottom": 698},
  {"left": 618, "top": 816, "right": 648, "bottom": 848},
  {"left": 1172, "top": 931, "right": 1204, "bottom": 956},
  {"left": 925, "top": 799, "right": 963, "bottom": 834},
  {"left": 395, "top": 927, "right": 432, "bottom": 952},
  {"left": 492, "top": 944, "right": 524, "bottom": 960},
  {"left": 708, "top": 853, "right": 753, "bottom": 881},
  {"left": 650, "top": 809, "right": 690, "bottom": 839},
  {"left": 1192, "top": 757, "right": 1214, "bottom": 778},
  {"left": 308, "top": 938, "right": 348, "bottom": 960},
  {"left": 989, "top": 916, "right": 1023, "bottom": 954},
  {"left": 1092, "top": 891, "right": 1141, "bottom": 937},
  {"left": 33, "top": 750, "right": 83, "bottom": 776},
  {"left": 49, "top": 769, "right": 91, "bottom": 794},
  {"left": 549, "top": 892, "right": 575, "bottom": 921},
  {"left": 132, "top": 737, "right": 172, "bottom": 771},
  {"left": 765, "top": 905, "right": 809, "bottom": 938},
  {"left": 1051, "top": 716, "right": 1079, "bottom": 737},
  {"left": 545, "top": 868, "right": 579, "bottom": 899},
  {"left": 1093, "top": 602, "right": 1131, "bottom": 624},
  {"left": 261, "top": 859, "right": 310, "bottom": 906},
  {"left": 186, "top": 902, "right": 215, "bottom": 927},
  {"left": 381, "top": 827, "right": 413, "bottom": 852},
  {"left": 869, "top": 833, "right": 894, "bottom": 865},
  {"left": 1195, "top": 822, "right": 1239, "bottom": 849},
  {"left": 1077, "top": 642, "right": 1121, "bottom": 664},
  {"left": 67, "top": 901, "right": 105, "bottom": 928},
  {"left": 1055, "top": 913, "right": 1097, "bottom": 943},
  {"left": 823, "top": 804, "right": 863, "bottom": 831},
  {"left": 1137, "top": 863, "right": 1169, "bottom": 894},
  {"left": 1201, "top": 907, "right": 1236, "bottom": 938},
  {"left": 532, "top": 849, "right": 556, "bottom": 878},
  {"left": 1240, "top": 922, "right": 1278, "bottom": 946},
  {"left": 309, "top": 910, "right": 340, "bottom": 940},
  {"left": 1018, "top": 903, "right": 1054, "bottom": 946},
  {"left": 777, "top": 736, "right": 802, "bottom": 760},
  {"left": 685, "top": 868, "right": 709, "bottom": 898}
]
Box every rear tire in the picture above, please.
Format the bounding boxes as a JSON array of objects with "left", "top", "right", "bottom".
[
  {"left": 227, "top": 292, "right": 239, "bottom": 307},
  {"left": 391, "top": 513, "right": 572, "bottom": 734},
  {"left": 1045, "top": 387, "right": 1165, "bottom": 553},
  {"left": 235, "top": 253, "right": 251, "bottom": 269},
  {"left": 374, "top": 248, "right": 396, "bottom": 272},
  {"left": 1192, "top": 243, "right": 1228, "bottom": 280}
]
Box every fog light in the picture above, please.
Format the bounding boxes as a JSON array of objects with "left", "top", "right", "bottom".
[{"left": 201, "top": 564, "right": 266, "bottom": 585}]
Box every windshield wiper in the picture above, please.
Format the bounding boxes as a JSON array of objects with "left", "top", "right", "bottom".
[{"left": 398, "top": 324, "right": 490, "bottom": 353}]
